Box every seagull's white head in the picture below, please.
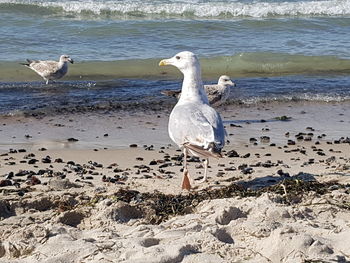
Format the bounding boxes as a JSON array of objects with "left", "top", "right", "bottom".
[
  {"left": 218, "top": 75, "right": 235, "bottom": 87},
  {"left": 60, "top": 55, "right": 74, "bottom": 64},
  {"left": 159, "top": 51, "right": 199, "bottom": 74}
]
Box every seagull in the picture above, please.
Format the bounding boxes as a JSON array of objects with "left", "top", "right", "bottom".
[
  {"left": 21, "top": 55, "right": 74, "bottom": 84},
  {"left": 161, "top": 75, "right": 235, "bottom": 106},
  {"left": 159, "top": 51, "right": 225, "bottom": 190}
]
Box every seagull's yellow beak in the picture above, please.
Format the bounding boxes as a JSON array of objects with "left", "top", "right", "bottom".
[{"left": 159, "top": 59, "right": 169, "bottom": 66}]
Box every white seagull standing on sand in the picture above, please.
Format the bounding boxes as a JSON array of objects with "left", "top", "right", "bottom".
[
  {"left": 159, "top": 51, "right": 225, "bottom": 190},
  {"left": 162, "top": 75, "right": 235, "bottom": 106},
  {"left": 21, "top": 55, "right": 74, "bottom": 84}
]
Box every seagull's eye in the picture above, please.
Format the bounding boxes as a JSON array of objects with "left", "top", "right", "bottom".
[{"left": 175, "top": 56, "right": 180, "bottom": 60}]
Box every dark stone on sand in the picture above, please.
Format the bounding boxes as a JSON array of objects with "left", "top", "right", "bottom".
[
  {"left": 104, "top": 133, "right": 109, "bottom": 137},
  {"left": 136, "top": 157, "right": 144, "bottom": 161},
  {"left": 270, "top": 143, "right": 276, "bottom": 147},
  {"left": 249, "top": 138, "right": 257, "bottom": 143},
  {"left": 38, "top": 148, "right": 47, "bottom": 151},
  {"left": 24, "top": 153, "right": 35, "bottom": 159},
  {"left": 42, "top": 156, "right": 51, "bottom": 163},
  {"left": 0, "top": 180, "right": 12, "bottom": 187},
  {"left": 67, "top": 138, "right": 79, "bottom": 142},
  {"left": 242, "top": 153, "right": 250, "bottom": 158},
  {"left": 129, "top": 144, "right": 138, "bottom": 148},
  {"left": 67, "top": 161, "right": 75, "bottom": 165},
  {"left": 159, "top": 163, "right": 171, "bottom": 168},
  {"left": 287, "top": 140, "right": 296, "bottom": 145},
  {"left": 149, "top": 160, "right": 157, "bottom": 165},
  {"left": 18, "top": 149, "right": 26, "bottom": 153},
  {"left": 28, "top": 159, "right": 38, "bottom": 164},
  {"left": 226, "top": 150, "right": 239, "bottom": 158},
  {"left": 55, "top": 158, "right": 64, "bottom": 163},
  {"left": 277, "top": 169, "right": 290, "bottom": 177},
  {"left": 275, "top": 116, "right": 291, "bottom": 121},
  {"left": 188, "top": 156, "right": 200, "bottom": 162},
  {"left": 241, "top": 167, "right": 253, "bottom": 174},
  {"left": 15, "top": 170, "right": 33, "bottom": 177}
]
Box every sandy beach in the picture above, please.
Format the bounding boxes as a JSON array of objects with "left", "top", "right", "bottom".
[{"left": 0, "top": 101, "right": 349, "bottom": 262}]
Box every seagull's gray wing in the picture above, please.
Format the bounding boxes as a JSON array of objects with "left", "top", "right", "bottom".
[
  {"left": 204, "top": 84, "right": 230, "bottom": 106},
  {"left": 169, "top": 103, "right": 225, "bottom": 150},
  {"left": 30, "top": 60, "right": 59, "bottom": 77}
]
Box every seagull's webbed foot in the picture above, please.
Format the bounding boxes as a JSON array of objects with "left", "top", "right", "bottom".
[
  {"left": 181, "top": 148, "right": 191, "bottom": 190},
  {"left": 181, "top": 168, "right": 191, "bottom": 190}
]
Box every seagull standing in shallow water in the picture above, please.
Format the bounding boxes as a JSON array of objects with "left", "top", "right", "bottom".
[
  {"left": 21, "top": 55, "right": 74, "bottom": 84},
  {"left": 162, "top": 75, "right": 235, "bottom": 106},
  {"left": 159, "top": 51, "right": 225, "bottom": 190}
]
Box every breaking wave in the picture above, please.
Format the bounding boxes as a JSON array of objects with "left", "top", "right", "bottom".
[{"left": 1, "top": 0, "right": 350, "bottom": 19}]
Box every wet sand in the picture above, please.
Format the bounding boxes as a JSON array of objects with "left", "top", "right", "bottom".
[{"left": 0, "top": 101, "right": 349, "bottom": 262}]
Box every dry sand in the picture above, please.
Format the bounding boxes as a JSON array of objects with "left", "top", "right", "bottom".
[{"left": 0, "top": 101, "right": 349, "bottom": 262}]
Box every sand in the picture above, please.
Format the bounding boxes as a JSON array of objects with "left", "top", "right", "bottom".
[{"left": 0, "top": 101, "right": 349, "bottom": 262}]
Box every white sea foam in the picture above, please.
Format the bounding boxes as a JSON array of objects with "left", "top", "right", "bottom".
[{"left": 2, "top": 0, "right": 350, "bottom": 18}]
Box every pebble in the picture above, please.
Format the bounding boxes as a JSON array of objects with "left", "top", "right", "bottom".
[
  {"left": 226, "top": 150, "right": 239, "bottom": 158},
  {"left": 242, "top": 153, "right": 251, "bottom": 158},
  {"left": 0, "top": 180, "right": 12, "bottom": 187},
  {"left": 67, "top": 138, "right": 79, "bottom": 142},
  {"left": 28, "top": 159, "right": 38, "bottom": 164},
  {"left": 149, "top": 160, "right": 157, "bottom": 165},
  {"left": 42, "top": 156, "right": 51, "bottom": 163},
  {"left": 287, "top": 140, "right": 296, "bottom": 145}
]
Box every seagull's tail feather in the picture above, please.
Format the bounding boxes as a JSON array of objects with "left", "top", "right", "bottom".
[
  {"left": 20, "top": 59, "right": 34, "bottom": 67},
  {"left": 183, "top": 143, "right": 222, "bottom": 159},
  {"left": 161, "top": 89, "right": 181, "bottom": 98}
]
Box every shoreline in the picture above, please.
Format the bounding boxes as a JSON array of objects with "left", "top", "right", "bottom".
[{"left": 0, "top": 100, "right": 349, "bottom": 151}]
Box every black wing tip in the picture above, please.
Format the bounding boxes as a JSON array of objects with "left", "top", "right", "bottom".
[{"left": 20, "top": 59, "right": 33, "bottom": 66}]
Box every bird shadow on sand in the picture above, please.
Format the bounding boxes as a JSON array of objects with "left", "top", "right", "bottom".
[{"left": 234, "top": 172, "right": 317, "bottom": 191}]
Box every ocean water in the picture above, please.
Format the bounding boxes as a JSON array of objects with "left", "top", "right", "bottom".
[{"left": 0, "top": 0, "right": 350, "bottom": 115}]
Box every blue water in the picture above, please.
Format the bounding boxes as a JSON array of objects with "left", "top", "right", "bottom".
[{"left": 0, "top": 0, "right": 350, "bottom": 115}]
